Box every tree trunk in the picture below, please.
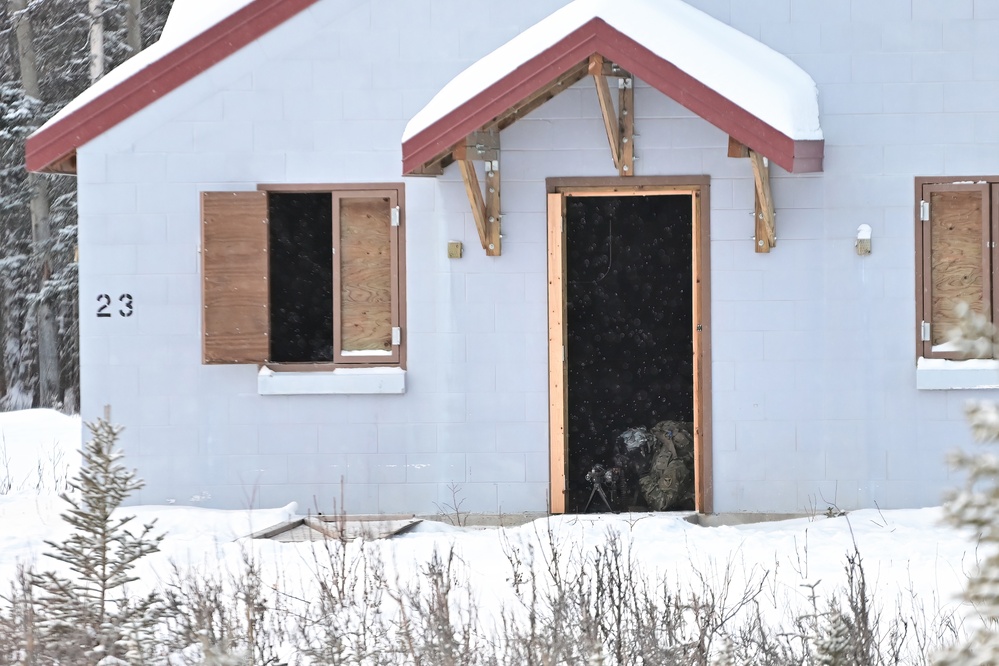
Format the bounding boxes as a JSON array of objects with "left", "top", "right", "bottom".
[
  {"left": 89, "top": 0, "right": 105, "bottom": 82},
  {"left": 126, "top": 0, "right": 142, "bottom": 55},
  {"left": 0, "top": 289, "right": 6, "bottom": 402},
  {"left": 11, "top": 0, "right": 61, "bottom": 408}
]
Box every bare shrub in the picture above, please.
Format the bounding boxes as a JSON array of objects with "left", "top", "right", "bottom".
[{"left": 161, "top": 547, "right": 287, "bottom": 665}]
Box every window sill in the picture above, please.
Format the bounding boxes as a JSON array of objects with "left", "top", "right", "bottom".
[
  {"left": 258, "top": 366, "right": 406, "bottom": 395},
  {"left": 916, "top": 357, "right": 999, "bottom": 390}
]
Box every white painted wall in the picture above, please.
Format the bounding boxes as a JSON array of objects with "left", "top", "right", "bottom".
[{"left": 76, "top": 0, "right": 999, "bottom": 513}]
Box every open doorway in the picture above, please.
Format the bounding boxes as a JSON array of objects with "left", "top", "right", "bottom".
[{"left": 547, "top": 178, "right": 712, "bottom": 514}]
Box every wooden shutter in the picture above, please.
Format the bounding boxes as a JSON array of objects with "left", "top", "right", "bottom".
[
  {"left": 201, "top": 191, "right": 270, "bottom": 364},
  {"left": 920, "top": 183, "right": 991, "bottom": 358},
  {"left": 332, "top": 189, "right": 401, "bottom": 364}
]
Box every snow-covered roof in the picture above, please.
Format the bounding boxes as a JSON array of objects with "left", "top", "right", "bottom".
[
  {"left": 402, "top": 0, "right": 824, "bottom": 175},
  {"left": 26, "top": 0, "right": 319, "bottom": 173}
]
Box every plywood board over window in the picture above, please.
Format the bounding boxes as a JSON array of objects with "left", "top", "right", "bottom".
[
  {"left": 201, "top": 191, "right": 270, "bottom": 364},
  {"left": 334, "top": 191, "right": 401, "bottom": 365},
  {"left": 200, "top": 184, "right": 405, "bottom": 368},
  {"left": 916, "top": 179, "right": 994, "bottom": 359}
]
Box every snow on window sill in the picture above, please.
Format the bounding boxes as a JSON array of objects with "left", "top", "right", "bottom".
[
  {"left": 916, "top": 357, "right": 999, "bottom": 390},
  {"left": 257, "top": 366, "right": 406, "bottom": 395}
]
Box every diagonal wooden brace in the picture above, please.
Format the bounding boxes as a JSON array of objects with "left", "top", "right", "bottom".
[
  {"left": 728, "top": 137, "right": 776, "bottom": 253},
  {"left": 455, "top": 131, "right": 501, "bottom": 256},
  {"left": 749, "top": 150, "right": 776, "bottom": 253},
  {"left": 589, "top": 55, "right": 634, "bottom": 177}
]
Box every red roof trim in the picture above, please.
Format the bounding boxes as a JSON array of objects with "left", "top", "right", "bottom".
[
  {"left": 403, "top": 17, "right": 823, "bottom": 175},
  {"left": 26, "top": 0, "right": 320, "bottom": 174}
]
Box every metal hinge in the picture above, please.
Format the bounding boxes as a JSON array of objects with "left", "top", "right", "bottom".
[
  {"left": 921, "top": 321, "right": 931, "bottom": 341},
  {"left": 920, "top": 200, "right": 930, "bottom": 221},
  {"left": 391, "top": 207, "right": 400, "bottom": 227},
  {"left": 391, "top": 326, "right": 402, "bottom": 346}
]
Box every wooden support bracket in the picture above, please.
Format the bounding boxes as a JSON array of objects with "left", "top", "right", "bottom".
[
  {"left": 589, "top": 55, "right": 634, "bottom": 177},
  {"left": 619, "top": 75, "right": 634, "bottom": 177},
  {"left": 728, "top": 137, "right": 776, "bottom": 253},
  {"left": 455, "top": 131, "right": 502, "bottom": 256},
  {"left": 749, "top": 150, "right": 776, "bottom": 253}
]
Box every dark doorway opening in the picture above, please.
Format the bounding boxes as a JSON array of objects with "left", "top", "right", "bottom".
[
  {"left": 565, "top": 194, "right": 694, "bottom": 512},
  {"left": 268, "top": 192, "right": 334, "bottom": 363}
]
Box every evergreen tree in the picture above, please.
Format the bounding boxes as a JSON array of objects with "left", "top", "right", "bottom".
[
  {"left": 32, "top": 418, "right": 164, "bottom": 664},
  {"left": 813, "top": 605, "right": 855, "bottom": 666},
  {"left": 711, "top": 635, "right": 736, "bottom": 666}
]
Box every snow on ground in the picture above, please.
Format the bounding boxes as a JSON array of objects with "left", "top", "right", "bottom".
[
  {"left": 0, "top": 408, "right": 79, "bottom": 494},
  {"left": 0, "top": 409, "right": 978, "bottom": 658}
]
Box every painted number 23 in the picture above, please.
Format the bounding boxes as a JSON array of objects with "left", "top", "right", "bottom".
[{"left": 96, "top": 294, "right": 134, "bottom": 318}]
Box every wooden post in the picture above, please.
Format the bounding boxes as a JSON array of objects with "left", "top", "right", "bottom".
[
  {"left": 749, "top": 150, "right": 776, "bottom": 252},
  {"left": 619, "top": 75, "right": 634, "bottom": 177},
  {"left": 728, "top": 137, "right": 776, "bottom": 252},
  {"left": 547, "top": 192, "right": 567, "bottom": 514},
  {"left": 485, "top": 163, "right": 501, "bottom": 256}
]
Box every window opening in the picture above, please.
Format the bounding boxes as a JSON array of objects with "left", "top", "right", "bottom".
[{"left": 268, "top": 192, "right": 334, "bottom": 363}]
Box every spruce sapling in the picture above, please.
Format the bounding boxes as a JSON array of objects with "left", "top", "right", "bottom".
[{"left": 32, "top": 418, "right": 163, "bottom": 664}]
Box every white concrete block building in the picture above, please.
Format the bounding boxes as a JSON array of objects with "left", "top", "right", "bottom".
[{"left": 26, "top": 0, "right": 999, "bottom": 515}]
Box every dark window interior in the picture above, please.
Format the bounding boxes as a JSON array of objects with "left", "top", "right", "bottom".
[
  {"left": 268, "top": 192, "right": 334, "bottom": 362},
  {"left": 565, "top": 194, "right": 694, "bottom": 512}
]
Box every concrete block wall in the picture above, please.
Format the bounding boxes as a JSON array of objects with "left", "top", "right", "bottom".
[{"left": 76, "top": 0, "right": 999, "bottom": 514}]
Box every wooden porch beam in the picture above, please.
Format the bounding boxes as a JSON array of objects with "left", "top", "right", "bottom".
[
  {"left": 727, "top": 135, "right": 750, "bottom": 158},
  {"left": 487, "top": 61, "right": 590, "bottom": 132}
]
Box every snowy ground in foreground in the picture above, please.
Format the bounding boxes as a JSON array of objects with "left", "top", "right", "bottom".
[{"left": 0, "top": 408, "right": 976, "bottom": 654}]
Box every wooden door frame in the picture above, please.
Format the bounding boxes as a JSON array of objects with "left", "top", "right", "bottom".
[{"left": 546, "top": 176, "right": 713, "bottom": 514}]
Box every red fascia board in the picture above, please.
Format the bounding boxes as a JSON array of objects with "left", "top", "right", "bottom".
[
  {"left": 26, "top": 0, "right": 320, "bottom": 174},
  {"left": 591, "top": 22, "right": 822, "bottom": 173},
  {"left": 402, "top": 21, "right": 605, "bottom": 176},
  {"left": 403, "top": 17, "right": 824, "bottom": 175}
]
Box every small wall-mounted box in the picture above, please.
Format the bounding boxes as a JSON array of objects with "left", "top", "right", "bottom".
[
  {"left": 856, "top": 224, "right": 872, "bottom": 256},
  {"left": 447, "top": 241, "right": 463, "bottom": 259}
]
